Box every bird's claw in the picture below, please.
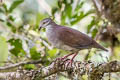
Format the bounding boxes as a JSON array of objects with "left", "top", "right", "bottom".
[
  {"left": 65, "top": 59, "right": 73, "bottom": 68},
  {"left": 53, "top": 57, "right": 71, "bottom": 66}
]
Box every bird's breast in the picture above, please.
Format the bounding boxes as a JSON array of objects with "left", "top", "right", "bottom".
[
  {"left": 46, "top": 27, "right": 76, "bottom": 51},
  {"left": 46, "top": 27, "right": 60, "bottom": 47}
]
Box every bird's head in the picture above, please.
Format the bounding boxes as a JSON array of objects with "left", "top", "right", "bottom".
[{"left": 39, "top": 18, "right": 53, "bottom": 30}]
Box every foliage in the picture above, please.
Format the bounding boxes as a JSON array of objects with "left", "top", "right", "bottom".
[
  {"left": 0, "top": 36, "right": 8, "bottom": 66},
  {"left": 0, "top": 0, "right": 119, "bottom": 79}
]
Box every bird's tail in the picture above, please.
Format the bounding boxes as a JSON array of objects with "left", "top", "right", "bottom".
[{"left": 93, "top": 42, "right": 108, "bottom": 52}]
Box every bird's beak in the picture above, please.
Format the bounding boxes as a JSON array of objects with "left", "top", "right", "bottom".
[
  {"left": 38, "top": 25, "right": 42, "bottom": 31},
  {"left": 39, "top": 27, "right": 42, "bottom": 31}
]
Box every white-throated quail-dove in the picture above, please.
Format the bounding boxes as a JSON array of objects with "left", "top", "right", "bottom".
[{"left": 39, "top": 18, "right": 108, "bottom": 64}]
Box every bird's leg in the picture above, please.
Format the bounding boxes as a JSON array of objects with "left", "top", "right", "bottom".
[
  {"left": 55, "top": 53, "right": 74, "bottom": 62},
  {"left": 61, "top": 53, "right": 74, "bottom": 60},
  {"left": 66, "top": 52, "right": 78, "bottom": 67},
  {"left": 54, "top": 52, "right": 78, "bottom": 67}
]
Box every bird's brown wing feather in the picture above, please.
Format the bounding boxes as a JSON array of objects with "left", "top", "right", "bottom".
[{"left": 57, "top": 26, "right": 93, "bottom": 49}]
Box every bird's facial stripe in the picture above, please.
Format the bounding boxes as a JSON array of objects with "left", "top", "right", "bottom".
[{"left": 40, "top": 18, "right": 52, "bottom": 28}]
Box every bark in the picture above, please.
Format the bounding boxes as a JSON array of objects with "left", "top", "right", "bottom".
[{"left": 0, "top": 60, "right": 120, "bottom": 80}]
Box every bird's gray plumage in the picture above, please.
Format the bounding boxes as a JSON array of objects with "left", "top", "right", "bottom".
[{"left": 39, "top": 18, "right": 108, "bottom": 52}]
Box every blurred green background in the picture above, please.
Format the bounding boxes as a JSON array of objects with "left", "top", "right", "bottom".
[{"left": 0, "top": 0, "right": 120, "bottom": 79}]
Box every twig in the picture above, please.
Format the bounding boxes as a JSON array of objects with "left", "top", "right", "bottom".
[
  {"left": 92, "top": 0, "right": 102, "bottom": 16},
  {"left": 0, "top": 59, "right": 44, "bottom": 72}
]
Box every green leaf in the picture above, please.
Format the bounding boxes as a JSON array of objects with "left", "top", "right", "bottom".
[
  {"left": 8, "top": 38, "right": 23, "bottom": 57},
  {"left": 30, "top": 47, "right": 41, "bottom": 60},
  {"left": 9, "top": 0, "right": 24, "bottom": 13},
  {"left": 61, "top": 12, "right": 66, "bottom": 25},
  {"left": 65, "top": 4, "right": 72, "bottom": 18},
  {"left": 52, "top": 7, "right": 58, "bottom": 16},
  {"left": 0, "top": 36, "right": 8, "bottom": 66},
  {"left": 24, "top": 64, "right": 36, "bottom": 70},
  {"left": 2, "top": 3, "right": 8, "bottom": 13},
  {"left": 8, "top": 15, "right": 15, "bottom": 21},
  {"left": 58, "top": 0, "right": 62, "bottom": 8},
  {"left": 6, "top": 21, "right": 13, "bottom": 27},
  {"left": 48, "top": 49, "right": 58, "bottom": 58},
  {"left": 75, "top": 1, "right": 84, "bottom": 12},
  {"left": 87, "top": 16, "right": 99, "bottom": 34},
  {"left": 71, "top": 11, "right": 84, "bottom": 25},
  {"left": 0, "top": 7, "right": 5, "bottom": 13},
  {"left": 92, "top": 28, "right": 98, "bottom": 38},
  {"left": 0, "top": 18, "right": 4, "bottom": 22},
  {"left": 87, "top": 17, "right": 96, "bottom": 33},
  {"left": 6, "top": 21, "right": 16, "bottom": 32},
  {"left": 71, "top": 10, "right": 94, "bottom": 25}
]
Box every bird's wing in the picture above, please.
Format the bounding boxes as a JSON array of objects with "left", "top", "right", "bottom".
[{"left": 57, "top": 26, "right": 93, "bottom": 49}]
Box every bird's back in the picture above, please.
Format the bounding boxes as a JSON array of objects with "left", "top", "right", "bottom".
[
  {"left": 46, "top": 24, "right": 108, "bottom": 51},
  {"left": 56, "top": 25, "right": 94, "bottom": 49}
]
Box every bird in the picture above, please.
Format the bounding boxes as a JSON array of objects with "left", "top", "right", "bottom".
[{"left": 39, "top": 18, "right": 108, "bottom": 66}]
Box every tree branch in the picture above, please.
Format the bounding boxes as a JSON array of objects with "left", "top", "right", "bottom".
[
  {"left": 0, "top": 59, "right": 44, "bottom": 72},
  {"left": 0, "top": 60, "right": 120, "bottom": 80}
]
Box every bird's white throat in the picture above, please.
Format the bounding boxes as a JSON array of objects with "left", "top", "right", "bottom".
[
  {"left": 46, "top": 24, "right": 55, "bottom": 31},
  {"left": 46, "top": 25, "right": 55, "bottom": 35},
  {"left": 46, "top": 24, "right": 53, "bottom": 28}
]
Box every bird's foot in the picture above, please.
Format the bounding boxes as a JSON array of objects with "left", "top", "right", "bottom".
[
  {"left": 54, "top": 57, "right": 74, "bottom": 68},
  {"left": 54, "top": 53, "right": 74, "bottom": 62},
  {"left": 54, "top": 52, "right": 78, "bottom": 67},
  {"left": 65, "top": 59, "right": 74, "bottom": 67},
  {"left": 54, "top": 58, "right": 73, "bottom": 68},
  {"left": 54, "top": 57, "right": 64, "bottom": 61},
  {"left": 65, "top": 52, "right": 78, "bottom": 68},
  {"left": 53, "top": 57, "right": 70, "bottom": 66},
  {"left": 54, "top": 57, "right": 70, "bottom": 63}
]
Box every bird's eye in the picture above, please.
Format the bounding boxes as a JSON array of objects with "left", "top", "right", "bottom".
[{"left": 43, "top": 22, "right": 46, "bottom": 24}]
